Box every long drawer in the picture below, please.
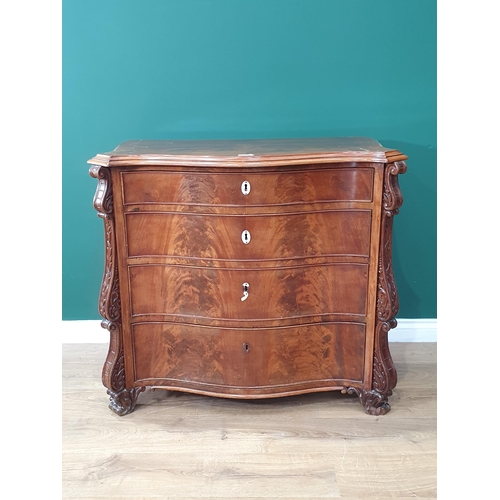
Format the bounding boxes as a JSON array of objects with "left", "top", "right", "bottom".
[
  {"left": 128, "top": 263, "right": 368, "bottom": 321},
  {"left": 125, "top": 210, "right": 371, "bottom": 260},
  {"left": 132, "top": 322, "right": 366, "bottom": 390},
  {"left": 121, "top": 167, "right": 374, "bottom": 206}
]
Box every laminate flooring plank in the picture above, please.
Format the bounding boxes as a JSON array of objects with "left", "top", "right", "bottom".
[
  {"left": 62, "top": 416, "right": 436, "bottom": 454},
  {"left": 62, "top": 342, "right": 436, "bottom": 499},
  {"left": 63, "top": 449, "right": 342, "bottom": 498}
]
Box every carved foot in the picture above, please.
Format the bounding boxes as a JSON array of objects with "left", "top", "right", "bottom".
[
  {"left": 342, "top": 387, "right": 392, "bottom": 415},
  {"left": 359, "top": 389, "right": 392, "bottom": 415},
  {"left": 107, "top": 387, "right": 145, "bottom": 416}
]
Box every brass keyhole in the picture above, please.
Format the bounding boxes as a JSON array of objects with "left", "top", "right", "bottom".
[{"left": 243, "top": 342, "right": 250, "bottom": 353}]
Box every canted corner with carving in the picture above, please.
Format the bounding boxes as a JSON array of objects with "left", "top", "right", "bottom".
[
  {"left": 341, "top": 161, "right": 406, "bottom": 416},
  {"left": 370, "top": 160, "right": 407, "bottom": 414},
  {"left": 89, "top": 165, "right": 119, "bottom": 328},
  {"left": 90, "top": 165, "right": 144, "bottom": 415}
]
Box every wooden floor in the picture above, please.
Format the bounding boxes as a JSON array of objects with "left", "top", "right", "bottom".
[{"left": 62, "top": 342, "right": 436, "bottom": 499}]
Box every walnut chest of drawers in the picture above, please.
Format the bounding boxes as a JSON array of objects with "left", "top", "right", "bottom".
[{"left": 89, "top": 137, "right": 407, "bottom": 416}]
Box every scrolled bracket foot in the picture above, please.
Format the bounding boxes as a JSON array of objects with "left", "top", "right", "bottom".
[
  {"left": 360, "top": 389, "right": 391, "bottom": 416},
  {"left": 107, "top": 387, "right": 145, "bottom": 416},
  {"left": 342, "top": 387, "right": 392, "bottom": 416}
]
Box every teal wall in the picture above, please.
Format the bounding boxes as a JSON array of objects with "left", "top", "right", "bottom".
[{"left": 63, "top": 0, "right": 436, "bottom": 320}]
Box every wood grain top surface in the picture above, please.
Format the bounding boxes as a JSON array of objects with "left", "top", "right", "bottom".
[{"left": 88, "top": 137, "right": 407, "bottom": 167}]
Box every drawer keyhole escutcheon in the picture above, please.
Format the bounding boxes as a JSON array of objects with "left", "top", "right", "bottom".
[
  {"left": 241, "top": 230, "right": 251, "bottom": 244},
  {"left": 243, "top": 342, "right": 250, "bottom": 353},
  {"left": 241, "top": 282, "right": 250, "bottom": 301},
  {"left": 241, "top": 180, "right": 251, "bottom": 195}
]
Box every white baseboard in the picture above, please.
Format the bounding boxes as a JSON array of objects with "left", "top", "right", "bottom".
[
  {"left": 61, "top": 318, "right": 437, "bottom": 344},
  {"left": 389, "top": 318, "right": 437, "bottom": 342},
  {"left": 61, "top": 320, "right": 109, "bottom": 344}
]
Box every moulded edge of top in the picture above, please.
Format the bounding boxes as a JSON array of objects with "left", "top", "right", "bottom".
[{"left": 87, "top": 138, "right": 408, "bottom": 168}]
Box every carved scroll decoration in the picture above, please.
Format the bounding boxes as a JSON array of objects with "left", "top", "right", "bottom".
[
  {"left": 372, "top": 161, "right": 406, "bottom": 410},
  {"left": 343, "top": 160, "right": 406, "bottom": 416},
  {"left": 341, "top": 387, "right": 392, "bottom": 416},
  {"left": 377, "top": 161, "right": 406, "bottom": 323},
  {"left": 89, "top": 165, "right": 144, "bottom": 415}
]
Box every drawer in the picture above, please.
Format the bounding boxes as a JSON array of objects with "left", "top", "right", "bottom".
[
  {"left": 125, "top": 210, "right": 371, "bottom": 260},
  {"left": 132, "top": 322, "right": 366, "bottom": 389},
  {"left": 121, "top": 168, "right": 374, "bottom": 206},
  {"left": 128, "top": 263, "right": 368, "bottom": 321}
]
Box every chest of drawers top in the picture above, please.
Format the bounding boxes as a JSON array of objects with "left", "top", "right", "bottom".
[{"left": 89, "top": 136, "right": 407, "bottom": 168}]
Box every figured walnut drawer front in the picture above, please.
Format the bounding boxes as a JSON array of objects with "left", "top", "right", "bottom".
[
  {"left": 128, "top": 263, "right": 368, "bottom": 321},
  {"left": 125, "top": 210, "right": 371, "bottom": 260},
  {"left": 121, "top": 168, "right": 374, "bottom": 206},
  {"left": 132, "top": 322, "right": 366, "bottom": 390}
]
